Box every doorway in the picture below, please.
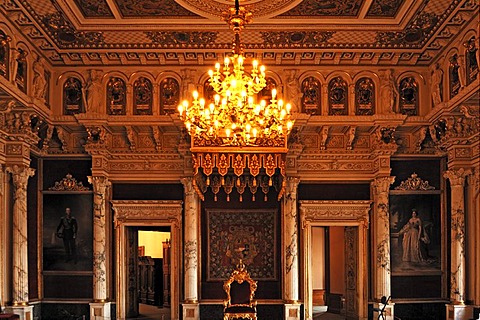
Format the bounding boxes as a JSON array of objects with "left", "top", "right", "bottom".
[
  {"left": 112, "top": 200, "right": 182, "bottom": 320},
  {"left": 135, "top": 227, "right": 171, "bottom": 319},
  {"left": 300, "top": 200, "right": 370, "bottom": 320}
]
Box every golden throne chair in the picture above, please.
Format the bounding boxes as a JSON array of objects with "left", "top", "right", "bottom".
[{"left": 223, "top": 260, "right": 258, "bottom": 320}]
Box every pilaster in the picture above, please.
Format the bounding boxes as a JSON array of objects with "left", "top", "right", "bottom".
[
  {"left": 181, "top": 177, "right": 199, "bottom": 320},
  {"left": 283, "top": 176, "right": 300, "bottom": 320}
]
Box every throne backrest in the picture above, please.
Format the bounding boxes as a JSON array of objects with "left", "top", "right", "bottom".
[{"left": 223, "top": 263, "right": 257, "bottom": 307}]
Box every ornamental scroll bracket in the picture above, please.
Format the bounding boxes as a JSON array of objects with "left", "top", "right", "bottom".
[{"left": 192, "top": 152, "right": 286, "bottom": 202}]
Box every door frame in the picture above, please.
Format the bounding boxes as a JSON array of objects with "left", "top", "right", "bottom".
[
  {"left": 300, "top": 200, "right": 371, "bottom": 320},
  {"left": 112, "top": 200, "right": 182, "bottom": 320}
]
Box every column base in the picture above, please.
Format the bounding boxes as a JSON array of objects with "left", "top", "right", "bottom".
[
  {"left": 4, "top": 305, "right": 33, "bottom": 320},
  {"left": 285, "top": 303, "right": 301, "bottom": 320},
  {"left": 446, "top": 303, "right": 474, "bottom": 320},
  {"left": 182, "top": 302, "right": 199, "bottom": 320},
  {"left": 89, "top": 301, "right": 111, "bottom": 320},
  {"left": 373, "top": 301, "right": 395, "bottom": 320}
]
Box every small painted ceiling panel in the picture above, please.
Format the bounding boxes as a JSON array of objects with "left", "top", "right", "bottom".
[
  {"left": 114, "top": 0, "right": 201, "bottom": 18},
  {"left": 366, "top": 0, "right": 406, "bottom": 18},
  {"left": 73, "top": 0, "right": 114, "bottom": 18}
]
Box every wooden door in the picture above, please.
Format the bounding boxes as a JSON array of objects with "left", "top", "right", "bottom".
[
  {"left": 126, "top": 227, "right": 139, "bottom": 318},
  {"left": 345, "top": 226, "right": 358, "bottom": 319}
]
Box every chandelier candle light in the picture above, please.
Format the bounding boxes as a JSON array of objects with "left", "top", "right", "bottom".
[{"left": 178, "top": 0, "right": 294, "bottom": 148}]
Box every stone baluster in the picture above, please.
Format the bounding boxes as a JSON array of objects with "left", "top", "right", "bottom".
[
  {"left": 181, "top": 177, "right": 200, "bottom": 320},
  {"left": 284, "top": 176, "right": 300, "bottom": 320},
  {"left": 371, "top": 176, "right": 395, "bottom": 320},
  {"left": 88, "top": 175, "right": 111, "bottom": 319}
]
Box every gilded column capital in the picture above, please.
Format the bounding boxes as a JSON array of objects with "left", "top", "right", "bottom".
[
  {"left": 444, "top": 168, "right": 472, "bottom": 186},
  {"left": 88, "top": 176, "right": 111, "bottom": 210},
  {"left": 181, "top": 176, "right": 195, "bottom": 196},
  {"left": 371, "top": 176, "right": 395, "bottom": 195},
  {"left": 6, "top": 165, "right": 35, "bottom": 190}
]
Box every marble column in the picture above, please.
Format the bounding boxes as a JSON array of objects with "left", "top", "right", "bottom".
[
  {"left": 5, "top": 165, "right": 34, "bottom": 320},
  {"left": 181, "top": 177, "right": 200, "bottom": 320},
  {"left": 88, "top": 176, "right": 111, "bottom": 320},
  {"left": 371, "top": 176, "right": 395, "bottom": 320},
  {"left": 444, "top": 169, "right": 471, "bottom": 305},
  {"left": 284, "top": 177, "right": 300, "bottom": 320}
]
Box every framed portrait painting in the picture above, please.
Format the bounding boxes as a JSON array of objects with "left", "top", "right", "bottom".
[
  {"left": 42, "top": 193, "right": 93, "bottom": 272},
  {"left": 389, "top": 192, "right": 445, "bottom": 299}
]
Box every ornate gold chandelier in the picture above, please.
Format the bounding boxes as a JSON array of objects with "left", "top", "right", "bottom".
[
  {"left": 178, "top": 1, "right": 294, "bottom": 202},
  {"left": 178, "top": 0, "right": 294, "bottom": 149}
]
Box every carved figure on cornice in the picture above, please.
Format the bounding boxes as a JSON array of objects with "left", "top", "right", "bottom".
[
  {"left": 125, "top": 126, "right": 136, "bottom": 151},
  {"left": 84, "top": 69, "right": 103, "bottom": 113},
  {"left": 286, "top": 69, "right": 302, "bottom": 113},
  {"left": 415, "top": 126, "right": 428, "bottom": 152},
  {"left": 32, "top": 54, "right": 47, "bottom": 102},
  {"left": 0, "top": 100, "right": 14, "bottom": 128},
  {"left": 395, "top": 173, "right": 435, "bottom": 191},
  {"left": 181, "top": 68, "right": 196, "bottom": 100},
  {"left": 431, "top": 63, "right": 443, "bottom": 106},
  {"left": 152, "top": 126, "right": 162, "bottom": 151},
  {"left": 346, "top": 126, "right": 356, "bottom": 150},
  {"left": 320, "top": 126, "right": 329, "bottom": 150},
  {"left": 86, "top": 126, "right": 106, "bottom": 144},
  {"left": 42, "top": 124, "right": 54, "bottom": 152},
  {"left": 375, "top": 126, "right": 396, "bottom": 145},
  {"left": 380, "top": 69, "right": 398, "bottom": 113},
  {"left": 459, "top": 105, "right": 479, "bottom": 132},
  {"left": 55, "top": 126, "right": 68, "bottom": 151},
  {"left": 12, "top": 48, "right": 28, "bottom": 90}
]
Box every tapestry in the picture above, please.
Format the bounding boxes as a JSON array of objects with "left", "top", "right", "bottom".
[{"left": 207, "top": 209, "right": 277, "bottom": 281}]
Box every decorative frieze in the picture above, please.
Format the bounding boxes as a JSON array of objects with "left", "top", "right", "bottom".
[
  {"left": 301, "top": 201, "right": 371, "bottom": 222},
  {"left": 112, "top": 200, "right": 183, "bottom": 223}
]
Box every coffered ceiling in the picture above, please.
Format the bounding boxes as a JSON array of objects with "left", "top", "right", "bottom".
[{"left": 0, "top": 0, "right": 478, "bottom": 67}]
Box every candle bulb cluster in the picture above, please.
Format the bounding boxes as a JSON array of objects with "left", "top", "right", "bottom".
[{"left": 178, "top": 53, "right": 294, "bottom": 147}]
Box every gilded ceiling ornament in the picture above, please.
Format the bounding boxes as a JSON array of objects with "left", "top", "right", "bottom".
[
  {"left": 376, "top": 12, "right": 439, "bottom": 46},
  {"left": 280, "top": 0, "right": 362, "bottom": 16},
  {"left": 394, "top": 173, "right": 435, "bottom": 191},
  {"left": 48, "top": 173, "right": 90, "bottom": 191},
  {"left": 261, "top": 31, "right": 334, "bottom": 47},
  {"left": 145, "top": 31, "right": 217, "bottom": 46},
  {"left": 41, "top": 12, "right": 104, "bottom": 47}
]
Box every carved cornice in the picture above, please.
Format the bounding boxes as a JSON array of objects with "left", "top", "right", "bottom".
[
  {"left": 111, "top": 200, "right": 183, "bottom": 224},
  {"left": 299, "top": 200, "right": 371, "bottom": 223}
]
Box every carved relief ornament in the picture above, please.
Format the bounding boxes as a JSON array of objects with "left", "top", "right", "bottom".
[
  {"left": 394, "top": 172, "right": 435, "bottom": 191},
  {"left": 300, "top": 200, "right": 371, "bottom": 226},
  {"left": 48, "top": 173, "right": 90, "bottom": 191},
  {"left": 111, "top": 200, "right": 182, "bottom": 226}
]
